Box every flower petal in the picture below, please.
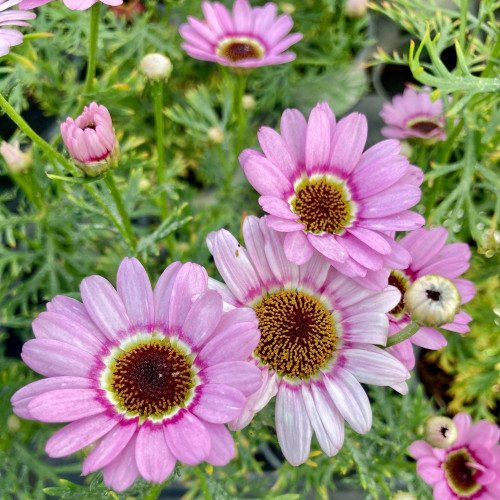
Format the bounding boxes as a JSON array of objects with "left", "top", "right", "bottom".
[
  {"left": 200, "top": 361, "right": 262, "bottom": 396},
  {"left": 103, "top": 434, "right": 139, "bottom": 492},
  {"left": 192, "top": 384, "right": 246, "bottom": 423},
  {"left": 154, "top": 261, "right": 183, "bottom": 327},
  {"left": 284, "top": 230, "right": 314, "bottom": 266},
  {"left": 305, "top": 104, "right": 331, "bottom": 176},
  {"left": 203, "top": 422, "right": 235, "bottom": 466}
]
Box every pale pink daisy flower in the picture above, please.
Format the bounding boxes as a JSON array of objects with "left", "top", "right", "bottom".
[
  {"left": 19, "top": 0, "right": 123, "bottom": 11},
  {"left": 207, "top": 215, "right": 410, "bottom": 466},
  {"left": 409, "top": 413, "right": 500, "bottom": 499},
  {"left": 380, "top": 87, "right": 447, "bottom": 142},
  {"left": 387, "top": 227, "right": 475, "bottom": 371},
  {"left": 0, "top": 0, "right": 36, "bottom": 57},
  {"left": 239, "top": 102, "right": 425, "bottom": 290},
  {"left": 179, "top": 0, "right": 302, "bottom": 68},
  {"left": 11, "top": 258, "right": 261, "bottom": 492},
  {"left": 61, "top": 102, "right": 119, "bottom": 176}
]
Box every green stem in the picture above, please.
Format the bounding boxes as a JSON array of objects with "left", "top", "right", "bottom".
[
  {"left": 458, "top": 0, "right": 469, "bottom": 51},
  {"left": 482, "top": 33, "right": 500, "bottom": 78},
  {"left": 385, "top": 321, "right": 421, "bottom": 348},
  {"left": 234, "top": 72, "right": 246, "bottom": 155},
  {"left": 194, "top": 466, "right": 211, "bottom": 500},
  {"left": 83, "top": 2, "right": 102, "bottom": 95},
  {"left": 142, "top": 481, "right": 167, "bottom": 500},
  {"left": 153, "top": 81, "right": 168, "bottom": 219},
  {"left": 103, "top": 174, "right": 136, "bottom": 253}
]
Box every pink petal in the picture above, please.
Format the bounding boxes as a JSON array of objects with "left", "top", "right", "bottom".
[
  {"left": 153, "top": 261, "right": 183, "bottom": 327},
  {"left": 409, "top": 440, "right": 435, "bottom": 460},
  {"left": 453, "top": 413, "right": 472, "bottom": 447},
  {"left": 360, "top": 185, "right": 422, "bottom": 218},
  {"left": 103, "top": 434, "right": 139, "bottom": 492},
  {"left": 265, "top": 215, "right": 305, "bottom": 232},
  {"left": 258, "top": 126, "right": 299, "bottom": 180},
  {"left": 281, "top": 108, "right": 307, "bottom": 168},
  {"left": 275, "top": 384, "right": 313, "bottom": 466},
  {"left": 284, "top": 230, "right": 314, "bottom": 265},
  {"left": 163, "top": 410, "right": 211, "bottom": 465},
  {"left": 259, "top": 195, "right": 298, "bottom": 220},
  {"left": 305, "top": 104, "right": 331, "bottom": 176},
  {"left": 82, "top": 418, "right": 138, "bottom": 474},
  {"left": 46, "top": 413, "right": 119, "bottom": 458},
  {"left": 298, "top": 249, "right": 332, "bottom": 290},
  {"left": 232, "top": 0, "right": 252, "bottom": 31},
  {"left": 346, "top": 227, "right": 392, "bottom": 255},
  {"left": 410, "top": 327, "right": 447, "bottom": 349},
  {"left": 337, "top": 233, "right": 384, "bottom": 271},
  {"left": 432, "top": 481, "right": 454, "bottom": 500},
  {"left": 204, "top": 422, "right": 235, "bottom": 466},
  {"left": 200, "top": 361, "right": 262, "bottom": 396},
  {"left": 116, "top": 257, "right": 154, "bottom": 331},
  {"left": 307, "top": 233, "right": 347, "bottom": 262},
  {"left": 338, "top": 312, "right": 389, "bottom": 345},
  {"left": 136, "top": 422, "right": 176, "bottom": 483},
  {"left": 192, "top": 384, "right": 246, "bottom": 423},
  {"left": 417, "top": 456, "right": 444, "bottom": 485},
  {"left": 322, "top": 367, "right": 371, "bottom": 433},
  {"left": 357, "top": 211, "right": 425, "bottom": 231},
  {"left": 401, "top": 227, "right": 448, "bottom": 271},
  {"left": 311, "top": 382, "right": 344, "bottom": 450},
  {"left": 80, "top": 275, "right": 132, "bottom": 343}
]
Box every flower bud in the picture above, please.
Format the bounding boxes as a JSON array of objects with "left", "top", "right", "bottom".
[
  {"left": 404, "top": 274, "right": 461, "bottom": 327},
  {"left": 60, "top": 102, "right": 119, "bottom": 177},
  {"left": 279, "top": 2, "right": 295, "bottom": 14},
  {"left": 391, "top": 493, "right": 417, "bottom": 500},
  {"left": 140, "top": 53, "right": 173, "bottom": 83},
  {"left": 0, "top": 141, "right": 33, "bottom": 174},
  {"left": 242, "top": 94, "right": 256, "bottom": 110},
  {"left": 345, "top": 0, "right": 368, "bottom": 18},
  {"left": 424, "top": 416, "right": 458, "bottom": 448},
  {"left": 208, "top": 127, "right": 224, "bottom": 144}
]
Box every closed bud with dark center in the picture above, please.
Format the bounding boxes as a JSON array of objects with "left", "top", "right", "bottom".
[
  {"left": 424, "top": 416, "right": 458, "bottom": 448},
  {"left": 404, "top": 274, "right": 461, "bottom": 327}
]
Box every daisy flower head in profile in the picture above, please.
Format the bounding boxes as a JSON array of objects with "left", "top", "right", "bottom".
[
  {"left": 11, "top": 258, "right": 262, "bottom": 492},
  {"left": 239, "top": 102, "right": 425, "bottom": 290},
  {"left": 207, "top": 215, "right": 410, "bottom": 466},
  {"left": 179, "top": 0, "right": 302, "bottom": 68},
  {"left": 380, "top": 86, "right": 447, "bottom": 142},
  {"left": 410, "top": 413, "right": 500, "bottom": 499},
  {"left": 19, "top": 0, "right": 123, "bottom": 11},
  {"left": 0, "top": 0, "right": 36, "bottom": 57},
  {"left": 386, "top": 227, "right": 475, "bottom": 371}
]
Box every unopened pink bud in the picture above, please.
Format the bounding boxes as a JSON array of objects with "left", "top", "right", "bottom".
[
  {"left": 60, "top": 102, "right": 119, "bottom": 176},
  {"left": 0, "top": 141, "right": 33, "bottom": 174}
]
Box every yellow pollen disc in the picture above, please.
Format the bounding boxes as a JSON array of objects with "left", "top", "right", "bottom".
[
  {"left": 388, "top": 270, "right": 410, "bottom": 317},
  {"left": 108, "top": 339, "right": 194, "bottom": 418},
  {"left": 290, "top": 177, "right": 353, "bottom": 234},
  {"left": 254, "top": 290, "right": 336, "bottom": 379},
  {"left": 216, "top": 37, "right": 265, "bottom": 63}
]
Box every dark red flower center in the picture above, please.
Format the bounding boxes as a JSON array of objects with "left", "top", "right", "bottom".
[
  {"left": 217, "top": 37, "right": 265, "bottom": 63},
  {"left": 443, "top": 449, "right": 481, "bottom": 497},
  {"left": 110, "top": 340, "right": 194, "bottom": 418},
  {"left": 255, "top": 291, "right": 336, "bottom": 379},
  {"left": 388, "top": 271, "right": 409, "bottom": 317},
  {"left": 291, "top": 178, "right": 353, "bottom": 234},
  {"left": 408, "top": 119, "right": 441, "bottom": 135}
]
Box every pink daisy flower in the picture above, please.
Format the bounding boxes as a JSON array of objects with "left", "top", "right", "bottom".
[
  {"left": 207, "top": 215, "right": 410, "bottom": 466},
  {"left": 409, "top": 413, "right": 500, "bottom": 499},
  {"left": 380, "top": 87, "right": 447, "bottom": 142},
  {"left": 11, "top": 258, "right": 261, "bottom": 492},
  {"left": 239, "top": 102, "right": 425, "bottom": 290},
  {"left": 0, "top": 0, "right": 36, "bottom": 57},
  {"left": 18, "top": 0, "right": 123, "bottom": 11},
  {"left": 386, "top": 227, "right": 475, "bottom": 371},
  {"left": 179, "top": 0, "right": 302, "bottom": 68},
  {"left": 61, "top": 102, "right": 119, "bottom": 176}
]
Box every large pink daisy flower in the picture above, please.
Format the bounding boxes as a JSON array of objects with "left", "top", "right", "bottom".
[
  {"left": 179, "top": 0, "right": 302, "bottom": 68},
  {"left": 207, "top": 216, "right": 410, "bottom": 465},
  {"left": 19, "top": 0, "right": 122, "bottom": 11},
  {"left": 409, "top": 413, "right": 500, "bottom": 499},
  {"left": 0, "top": 0, "right": 36, "bottom": 57},
  {"left": 239, "top": 102, "right": 425, "bottom": 290},
  {"left": 380, "top": 86, "right": 447, "bottom": 142},
  {"left": 11, "top": 258, "right": 261, "bottom": 492},
  {"left": 387, "top": 227, "right": 475, "bottom": 370}
]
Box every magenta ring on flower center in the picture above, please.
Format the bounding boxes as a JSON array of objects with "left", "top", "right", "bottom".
[
  {"left": 289, "top": 174, "right": 357, "bottom": 235},
  {"left": 101, "top": 332, "right": 201, "bottom": 423},
  {"left": 216, "top": 36, "right": 266, "bottom": 63}
]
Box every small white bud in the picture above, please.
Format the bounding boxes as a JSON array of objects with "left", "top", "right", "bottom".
[
  {"left": 424, "top": 416, "right": 458, "bottom": 448},
  {"left": 391, "top": 493, "right": 417, "bottom": 500},
  {"left": 279, "top": 2, "right": 295, "bottom": 14},
  {"left": 345, "top": 0, "right": 368, "bottom": 18},
  {"left": 208, "top": 127, "right": 224, "bottom": 144},
  {"left": 242, "top": 94, "right": 256, "bottom": 110},
  {"left": 0, "top": 141, "right": 33, "bottom": 174},
  {"left": 404, "top": 274, "right": 461, "bottom": 327},
  {"left": 140, "top": 53, "right": 173, "bottom": 82}
]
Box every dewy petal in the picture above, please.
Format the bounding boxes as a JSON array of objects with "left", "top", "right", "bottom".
[
  {"left": 46, "top": 413, "right": 119, "bottom": 458},
  {"left": 116, "top": 257, "right": 154, "bottom": 331},
  {"left": 322, "top": 367, "right": 372, "bottom": 434},
  {"left": 154, "top": 261, "right": 183, "bottom": 327},
  {"left": 203, "top": 422, "right": 235, "bottom": 466},
  {"left": 163, "top": 409, "right": 211, "bottom": 465},
  {"left": 284, "top": 230, "right": 314, "bottom": 266},
  {"left": 167, "top": 262, "right": 208, "bottom": 333},
  {"left": 136, "top": 422, "right": 176, "bottom": 483},
  {"left": 80, "top": 275, "right": 132, "bottom": 342},
  {"left": 307, "top": 233, "right": 347, "bottom": 263},
  {"left": 82, "top": 418, "right": 138, "bottom": 474},
  {"left": 28, "top": 389, "right": 106, "bottom": 423},
  {"left": 305, "top": 104, "right": 331, "bottom": 176},
  {"left": 200, "top": 361, "right": 262, "bottom": 396},
  {"left": 181, "top": 290, "right": 223, "bottom": 349},
  {"left": 275, "top": 384, "right": 313, "bottom": 466},
  {"left": 191, "top": 384, "right": 246, "bottom": 423},
  {"left": 103, "top": 434, "right": 139, "bottom": 493}
]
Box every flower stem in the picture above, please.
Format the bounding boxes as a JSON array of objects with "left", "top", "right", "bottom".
[
  {"left": 234, "top": 72, "right": 247, "bottom": 155},
  {"left": 152, "top": 81, "right": 168, "bottom": 219},
  {"left": 385, "top": 321, "right": 421, "bottom": 348},
  {"left": 83, "top": 2, "right": 102, "bottom": 95},
  {"left": 194, "top": 465, "right": 211, "bottom": 500},
  {"left": 103, "top": 174, "right": 137, "bottom": 253}
]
